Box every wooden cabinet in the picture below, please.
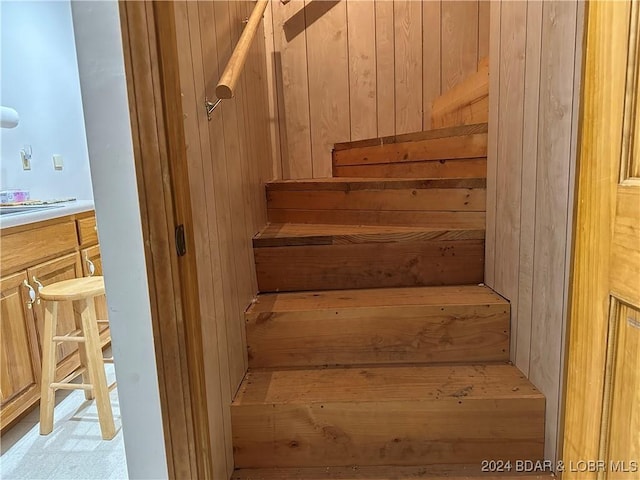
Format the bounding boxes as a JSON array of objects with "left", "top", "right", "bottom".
[
  {"left": 0, "top": 211, "right": 110, "bottom": 431},
  {"left": 0, "top": 272, "right": 41, "bottom": 427}
]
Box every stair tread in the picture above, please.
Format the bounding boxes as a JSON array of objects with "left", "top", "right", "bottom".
[
  {"left": 233, "top": 465, "right": 553, "bottom": 480},
  {"left": 233, "top": 364, "right": 542, "bottom": 406},
  {"left": 248, "top": 285, "right": 507, "bottom": 314},
  {"left": 333, "top": 123, "right": 489, "bottom": 152},
  {"left": 254, "top": 223, "right": 484, "bottom": 247},
  {"left": 267, "top": 177, "right": 486, "bottom": 191}
]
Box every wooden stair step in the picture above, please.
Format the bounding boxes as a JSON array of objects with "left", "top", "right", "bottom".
[
  {"left": 266, "top": 177, "right": 486, "bottom": 228},
  {"left": 233, "top": 465, "right": 554, "bottom": 479},
  {"left": 254, "top": 224, "right": 484, "bottom": 292},
  {"left": 332, "top": 124, "right": 487, "bottom": 167},
  {"left": 246, "top": 285, "right": 509, "bottom": 368},
  {"left": 254, "top": 223, "right": 485, "bottom": 247},
  {"left": 231, "top": 364, "right": 545, "bottom": 468}
]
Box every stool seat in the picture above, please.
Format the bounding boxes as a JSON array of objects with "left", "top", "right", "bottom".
[{"left": 39, "top": 276, "right": 105, "bottom": 301}]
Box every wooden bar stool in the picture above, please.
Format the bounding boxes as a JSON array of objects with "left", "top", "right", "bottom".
[{"left": 38, "top": 276, "right": 116, "bottom": 440}]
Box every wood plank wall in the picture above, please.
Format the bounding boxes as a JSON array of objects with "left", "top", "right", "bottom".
[
  {"left": 172, "top": 2, "right": 274, "bottom": 478},
  {"left": 265, "top": 0, "right": 490, "bottom": 179},
  {"left": 485, "top": 0, "right": 585, "bottom": 464}
]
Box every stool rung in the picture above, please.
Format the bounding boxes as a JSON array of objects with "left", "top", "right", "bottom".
[
  {"left": 51, "top": 382, "right": 93, "bottom": 391},
  {"left": 108, "top": 381, "right": 117, "bottom": 392},
  {"left": 97, "top": 320, "right": 109, "bottom": 324},
  {"left": 103, "top": 357, "right": 114, "bottom": 364},
  {"left": 53, "top": 329, "right": 85, "bottom": 343}
]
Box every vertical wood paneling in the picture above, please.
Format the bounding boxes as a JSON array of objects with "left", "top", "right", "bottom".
[
  {"left": 173, "top": 4, "right": 230, "bottom": 477},
  {"left": 487, "top": 0, "right": 584, "bottom": 465},
  {"left": 166, "top": 2, "right": 275, "bottom": 477},
  {"left": 423, "top": 0, "right": 441, "bottom": 126},
  {"left": 273, "top": 0, "right": 313, "bottom": 178},
  {"left": 375, "top": 0, "right": 395, "bottom": 138},
  {"left": 485, "top": 0, "right": 501, "bottom": 287},
  {"left": 266, "top": 0, "right": 489, "bottom": 179},
  {"left": 441, "top": 1, "right": 479, "bottom": 91},
  {"left": 529, "top": 1, "right": 578, "bottom": 462},
  {"left": 347, "top": 0, "right": 377, "bottom": 140},
  {"left": 478, "top": 1, "right": 490, "bottom": 61},
  {"left": 263, "top": 1, "right": 283, "bottom": 179},
  {"left": 516, "top": 0, "right": 543, "bottom": 375},
  {"left": 494, "top": 0, "right": 527, "bottom": 363},
  {"left": 394, "top": 0, "right": 423, "bottom": 134},
  {"left": 306, "top": 0, "right": 350, "bottom": 177}
]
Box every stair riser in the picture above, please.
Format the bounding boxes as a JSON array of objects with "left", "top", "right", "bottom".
[
  {"left": 246, "top": 304, "right": 509, "bottom": 368},
  {"left": 333, "top": 158, "right": 487, "bottom": 179},
  {"left": 232, "top": 399, "right": 545, "bottom": 468},
  {"left": 266, "top": 210, "right": 486, "bottom": 228},
  {"left": 254, "top": 241, "right": 484, "bottom": 292}
]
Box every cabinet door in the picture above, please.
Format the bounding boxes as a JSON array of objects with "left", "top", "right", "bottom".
[
  {"left": 81, "top": 245, "right": 109, "bottom": 332},
  {"left": 27, "top": 253, "right": 83, "bottom": 380},
  {"left": 0, "top": 271, "right": 41, "bottom": 427}
]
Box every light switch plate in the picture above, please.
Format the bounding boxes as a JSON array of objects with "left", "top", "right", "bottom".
[
  {"left": 53, "top": 154, "right": 63, "bottom": 170},
  {"left": 21, "top": 150, "right": 31, "bottom": 170}
]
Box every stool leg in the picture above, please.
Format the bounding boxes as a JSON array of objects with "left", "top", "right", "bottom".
[
  {"left": 74, "top": 303, "right": 94, "bottom": 401},
  {"left": 75, "top": 297, "right": 116, "bottom": 440},
  {"left": 39, "top": 301, "right": 58, "bottom": 435}
]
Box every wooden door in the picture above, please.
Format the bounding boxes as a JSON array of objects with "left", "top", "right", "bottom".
[
  {"left": 563, "top": 2, "right": 640, "bottom": 478},
  {"left": 0, "top": 272, "right": 41, "bottom": 428},
  {"left": 27, "top": 253, "right": 83, "bottom": 380},
  {"left": 81, "top": 245, "right": 109, "bottom": 333}
]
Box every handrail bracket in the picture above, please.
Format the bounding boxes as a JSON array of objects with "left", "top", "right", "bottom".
[{"left": 205, "top": 98, "right": 222, "bottom": 121}]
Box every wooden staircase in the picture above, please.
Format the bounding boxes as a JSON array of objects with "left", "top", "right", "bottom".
[{"left": 232, "top": 120, "right": 548, "bottom": 478}]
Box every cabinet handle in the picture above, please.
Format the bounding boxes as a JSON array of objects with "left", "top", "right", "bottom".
[
  {"left": 32, "top": 277, "right": 43, "bottom": 305},
  {"left": 23, "top": 280, "right": 36, "bottom": 309},
  {"left": 85, "top": 257, "right": 96, "bottom": 277}
]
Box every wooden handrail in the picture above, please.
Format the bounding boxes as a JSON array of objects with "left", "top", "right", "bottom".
[{"left": 215, "top": 0, "right": 269, "bottom": 100}]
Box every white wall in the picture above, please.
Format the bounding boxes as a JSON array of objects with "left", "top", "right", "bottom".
[
  {"left": 70, "top": 1, "right": 168, "bottom": 478},
  {"left": 0, "top": 0, "right": 93, "bottom": 201}
]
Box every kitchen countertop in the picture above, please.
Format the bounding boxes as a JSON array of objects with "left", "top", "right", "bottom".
[{"left": 0, "top": 199, "right": 95, "bottom": 229}]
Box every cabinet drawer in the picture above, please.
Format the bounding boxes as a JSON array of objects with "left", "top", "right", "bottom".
[
  {"left": 1, "top": 221, "right": 77, "bottom": 274},
  {"left": 77, "top": 216, "right": 98, "bottom": 247}
]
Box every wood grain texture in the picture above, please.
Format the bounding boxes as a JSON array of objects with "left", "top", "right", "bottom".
[
  {"left": 333, "top": 158, "right": 487, "bottom": 179},
  {"left": 232, "top": 466, "right": 555, "bottom": 480},
  {"left": 562, "top": 3, "right": 632, "bottom": 476},
  {"left": 267, "top": 209, "right": 486, "bottom": 229},
  {"left": 494, "top": 0, "right": 527, "bottom": 368},
  {"left": 514, "top": 0, "right": 542, "bottom": 376},
  {"left": 333, "top": 132, "right": 487, "bottom": 167},
  {"left": 423, "top": 0, "right": 441, "bottom": 125},
  {"left": 273, "top": 0, "right": 312, "bottom": 178},
  {"left": 441, "top": 1, "right": 479, "bottom": 92},
  {"left": 246, "top": 285, "right": 508, "bottom": 367},
  {"left": 528, "top": 1, "right": 578, "bottom": 462},
  {"left": 264, "top": 0, "right": 490, "bottom": 179},
  {"left": 306, "top": 0, "right": 350, "bottom": 177},
  {"left": 0, "top": 272, "right": 41, "bottom": 430},
  {"left": 254, "top": 223, "right": 484, "bottom": 247},
  {"left": 375, "top": 0, "right": 395, "bottom": 138},
  {"left": 255, "top": 239, "right": 484, "bottom": 292},
  {"left": 347, "top": 0, "right": 377, "bottom": 140},
  {"left": 0, "top": 221, "right": 78, "bottom": 275},
  {"left": 232, "top": 364, "right": 545, "bottom": 468},
  {"left": 486, "top": 0, "right": 585, "bottom": 467},
  {"left": 394, "top": 0, "right": 422, "bottom": 134}
]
